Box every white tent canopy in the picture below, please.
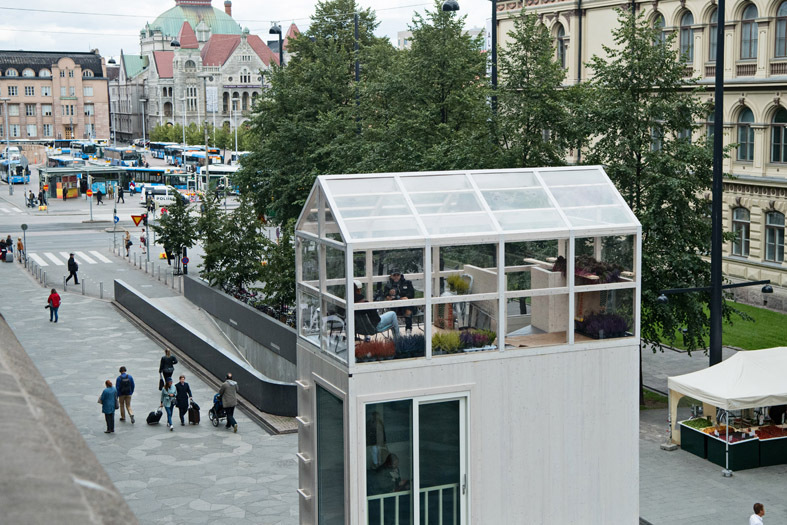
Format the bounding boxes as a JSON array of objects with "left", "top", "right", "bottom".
[{"left": 669, "top": 347, "right": 787, "bottom": 411}]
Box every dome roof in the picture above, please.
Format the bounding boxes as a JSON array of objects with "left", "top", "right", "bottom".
[{"left": 150, "top": 1, "right": 241, "bottom": 38}]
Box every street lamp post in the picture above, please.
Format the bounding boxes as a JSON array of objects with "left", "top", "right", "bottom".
[
  {"left": 269, "top": 23, "right": 284, "bottom": 67},
  {"left": 232, "top": 97, "right": 238, "bottom": 154},
  {"left": 0, "top": 97, "right": 10, "bottom": 187},
  {"left": 140, "top": 98, "right": 147, "bottom": 148}
]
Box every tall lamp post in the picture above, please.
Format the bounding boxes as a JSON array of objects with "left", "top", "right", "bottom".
[
  {"left": 139, "top": 98, "right": 147, "bottom": 148},
  {"left": 442, "top": 0, "right": 497, "bottom": 112},
  {"left": 0, "top": 97, "right": 10, "bottom": 192},
  {"left": 269, "top": 23, "right": 284, "bottom": 67},
  {"left": 108, "top": 58, "right": 117, "bottom": 146}
]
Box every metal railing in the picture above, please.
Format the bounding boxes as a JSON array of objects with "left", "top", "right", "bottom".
[{"left": 366, "top": 483, "right": 459, "bottom": 525}]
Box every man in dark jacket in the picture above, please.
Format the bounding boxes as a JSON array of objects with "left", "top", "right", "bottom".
[
  {"left": 65, "top": 253, "right": 79, "bottom": 284},
  {"left": 218, "top": 373, "right": 239, "bottom": 433},
  {"left": 116, "top": 185, "right": 125, "bottom": 203},
  {"left": 383, "top": 268, "right": 415, "bottom": 334},
  {"left": 115, "top": 366, "right": 135, "bottom": 424}
]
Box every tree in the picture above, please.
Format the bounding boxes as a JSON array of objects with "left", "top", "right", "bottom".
[
  {"left": 235, "top": 0, "right": 385, "bottom": 224},
  {"left": 197, "top": 189, "right": 225, "bottom": 283},
  {"left": 150, "top": 187, "right": 198, "bottom": 273},
  {"left": 258, "top": 220, "right": 296, "bottom": 316},
  {"left": 496, "top": 12, "right": 577, "bottom": 167},
  {"left": 209, "top": 197, "right": 266, "bottom": 290},
  {"left": 583, "top": 9, "right": 740, "bottom": 402}
]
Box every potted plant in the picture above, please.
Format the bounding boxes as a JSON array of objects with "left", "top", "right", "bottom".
[
  {"left": 432, "top": 331, "right": 461, "bottom": 354},
  {"left": 395, "top": 334, "right": 426, "bottom": 359},
  {"left": 552, "top": 255, "right": 623, "bottom": 284},
  {"left": 575, "top": 311, "right": 629, "bottom": 339},
  {"left": 459, "top": 329, "right": 497, "bottom": 352},
  {"left": 355, "top": 340, "right": 396, "bottom": 362}
]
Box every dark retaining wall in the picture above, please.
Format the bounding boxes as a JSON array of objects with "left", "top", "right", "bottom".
[
  {"left": 114, "top": 280, "right": 296, "bottom": 417},
  {"left": 183, "top": 275, "right": 297, "bottom": 365}
]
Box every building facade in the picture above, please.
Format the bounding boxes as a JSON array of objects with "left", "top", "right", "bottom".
[
  {"left": 109, "top": 0, "right": 297, "bottom": 143},
  {"left": 0, "top": 50, "right": 109, "bottom": 142},
  {"left": 497, "top": 0, "right": 787, "bottom": 311}
]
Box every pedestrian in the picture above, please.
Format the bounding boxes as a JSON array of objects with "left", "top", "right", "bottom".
[
  {"left": 117, "top": 185, "right": 125, "bottom": 203},
  {"left": 159, "top": 377, "right": 176, "bottom": 431},
  {"left": 96, "top": 189, "right": 103, "bottom": 205},
  {"left": 140, "top": 229, "right": 147, "bottom": 254},
  {"left": 38, "top": 188, "right": 46, "bottom": 206},
  {"left": 129, "top": 181, "right": 136, "bottom": 195},
  {"left": 65, "top": 253, "right": 79, "bottom": 285},
  {"left": 218, "top": 372, "right": 238, "bottom": 432},
  {"left": 27, "top": 190, "right": 35, "bottom": 208},
  {"left": 16, "top": 237, "right": 23, "bottom": 262},
  {"left": 98, "top": 379, "right": 118, "bottom": 434},
  {"left": 5, "top": 234, "right": 11, "bottom": 247},
  {"left": 46, "top": 288, "right": 60, "bottom": 322},
  {"left": 175, "top": 375, "right": 193, "bottom": 426},
  {"left": 159, "top": 348, "right": 177, "bottom": 385},
  {"left": 124, "top": 230, "right": 132, "bottom": 257},
  {"left": 750, "top": 503, "right": 765, "bottom": 525},
  {"left": 115, "top": 366, "right": 135, "bottom": 424}
]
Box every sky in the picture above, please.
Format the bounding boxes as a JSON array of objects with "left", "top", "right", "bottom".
[{"left": 0, "top": 0, "right": 490, "bottom": 59}]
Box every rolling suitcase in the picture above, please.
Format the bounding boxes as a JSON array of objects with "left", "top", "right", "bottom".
[
  {"left": 146, "top": 409, "right": 163, "bottom": 425},
  {"left": 188, "top": 401, "right": 200, "bottom": 425}
]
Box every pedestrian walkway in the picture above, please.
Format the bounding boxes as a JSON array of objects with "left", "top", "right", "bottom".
[
  {"left": 0, "top": 205, "right": 24, "bottom": 214},
  {"left": 0, "top": 262, "right": 298, "bottom": 524},
  {"left": 27, "top": 250, "right": 113, "bottom": 267}
]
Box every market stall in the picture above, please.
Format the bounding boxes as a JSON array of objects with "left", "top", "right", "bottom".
[{"left": 668, "top": 347, "right": 787, "bottom": 471}]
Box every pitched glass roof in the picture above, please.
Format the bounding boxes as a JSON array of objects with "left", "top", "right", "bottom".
[{"left": 298, "top": 167, "right": 640, "bottom": 245}]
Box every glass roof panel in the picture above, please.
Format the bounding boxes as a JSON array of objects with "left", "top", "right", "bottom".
[
  {"left": 333, "top": 194, "right": 412, "bottom": 219},
  {"left": 482, "top": 188, "right": 553, "bottom": 211},
  {"left": 562, "top": 205, "right": 635, "bottom": 227},
  {"left": 327, "top": 177, "right": 399, "bottom": 196},
  {"left": 547, "top": 184, "right": 620, "bottom": 208},
  {"left": 343, "top": 216, "right": 422, "bottom": 240},
  {"left": 410, "top": 191, "right": 483, "bottom": 214},
  {"left": 421, "top": 212, "right": 497, "bottom": 236},
  {"left": 471, "top": 171, "right": 539, "bottom": 189},
  {"left": 401, "top": 174, "right": 472, "bottom": 192},
  {"left": 495, "top": 209, "right": 567, "bottom": 231},
  {"left": 540, "top": 168, "right": 607, "bottom": 187}
]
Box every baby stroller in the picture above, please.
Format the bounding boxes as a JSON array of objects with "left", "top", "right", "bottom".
[{"left": 208, "top": 393, "right": 226, "bottom": 427}]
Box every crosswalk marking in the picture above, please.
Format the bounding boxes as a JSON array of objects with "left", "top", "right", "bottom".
[
  {"left": 28, "top": 253, "right": 48, "bottom": 266},
  {"left": 0, "top": 207, "right": 22, "bottom": 214},
  {"left": 89, "top": 250, "right": 112, "bottom": 263},
  {"left": 74, "top": 251, "right": 96, "bottom": 264},
  {"left": 45, "top": 253, "right": 65, "bottom": 265},
  {"left": 59, "top": 252, "right": 72, "bottom": 264}
]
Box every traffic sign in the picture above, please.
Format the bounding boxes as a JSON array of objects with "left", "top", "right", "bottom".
[
  {"left": 43, "top": 185, "right": 49, "bottom": 191},
  {"left": 181, "top": 257, "right": 190, "bottom": 265},
  {"left": 131, "top": 215, "right": 144, "bottom": 226},
  {"left": 86, "top": 190, "right": 93, "bottom": 197},
  {"left": 114, "top": 216, "right": 119, "bottom": 224},
  {"left": 21, "top": 223, "right": 28, "bottom": 231}
]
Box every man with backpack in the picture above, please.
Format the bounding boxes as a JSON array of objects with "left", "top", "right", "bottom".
[{"left": 115, "top": 366, "right": 136, "bottom": 424}]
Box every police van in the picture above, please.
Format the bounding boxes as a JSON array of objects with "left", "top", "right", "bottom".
[{"left": 139, "top": 185, "right": 188, "bottom": 207}]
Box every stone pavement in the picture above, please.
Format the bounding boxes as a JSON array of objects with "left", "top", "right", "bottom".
[
  {"left": 0, "top": 261, "right": 298, "bottom": 524},
  {"left": 641, "top": 343, "right": 738, "bottom": 394}
]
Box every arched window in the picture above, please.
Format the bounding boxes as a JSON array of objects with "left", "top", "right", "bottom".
[
  {"left": 82, "top": 70, "right": 93, "bottom": 77},
  {"left": 732, "top": 208, "right": 750, "bottom": 256},
  {"left": 39, "top": 69, "right": 51, "bottom": 77},
  {"left": 777, "top": 2, "right": 787, "bottom": 57},
  {"left": 771, "top": 108, "right": 787, "bottom": 162},
  {"left": 184, "top": 60, "right": 196, "bottom": 72},
  {"left": 556, "top": 24, "right": 567, "bottom": 69},
  {"left": 5, "top": 68, "right": 18, "bottom": 77},
  {"left": 765, "top": 211, "right": 785, "bottom": 262},
  {"left": 653, "top": 14, "right": 666, "bottom": 44},
  {"left": 709, "top": 9, "right": 718, "bottom": 62},
  {"left": 741, "top": 4, "right": 758, "bottom": 59},
  {"left": 22, "top": 68, "right": 35, "bottom": 77},
  {"left": 680, "top": 12, "right": 695, "bottom": 62},
  {"left": 737, "top": 108, "right": 755, "bottom": 161}
]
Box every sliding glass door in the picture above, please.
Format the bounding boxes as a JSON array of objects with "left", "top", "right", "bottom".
[{"left": 366, "top": 396, "right": 467, "bottom": 525}]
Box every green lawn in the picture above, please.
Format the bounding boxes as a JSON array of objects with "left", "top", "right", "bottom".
[{"left": 661, "top": 302, "right": 787, "bottom": 351}]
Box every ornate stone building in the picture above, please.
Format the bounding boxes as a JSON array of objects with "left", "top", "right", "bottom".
[
  {"left": 109, "top": 0, "right": 298, "bottom": 142},
  {"left": 496, "top": 0, "right": 787, "bottom": 310}
]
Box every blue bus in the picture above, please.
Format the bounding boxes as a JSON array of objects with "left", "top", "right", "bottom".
[
  {"left": 125, "top": 166, "right": 190, "bottom": 190},
  {"left": 0, "top": 160, "right": 30, "bottom": 184},
  {"left": 164, "top": 145, "right": 185, "bottom": 166},
  {"left": 47, "top": 155, "right": 85, "bottom": 168},
  {"left": 150, "top": 141, "right": 177, "bottom": 160},
  {"left": 105, "top": 147, "right": 142, "bottom": 167},
  {"left": 71, "top": 141, "right": 101, "bottom": 160}
]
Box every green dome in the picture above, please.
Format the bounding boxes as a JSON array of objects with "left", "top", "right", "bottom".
[{"left": 151, "top": 5, "right": 242, "bottom": 37}]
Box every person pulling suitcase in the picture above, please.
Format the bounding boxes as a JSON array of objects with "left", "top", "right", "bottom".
[{"left": 175, "top": 375, "right": 193, "bottom": 426}]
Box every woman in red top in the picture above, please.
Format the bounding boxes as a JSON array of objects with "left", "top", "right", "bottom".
[{"left": 47, "top": 288, "right": 60, "bottom": 323}]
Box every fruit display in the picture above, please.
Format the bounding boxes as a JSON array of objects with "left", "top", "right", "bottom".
[
  {"left": 756, "top": 425, "right": 787, "bottom": 440},
  {"left": 681, "top": 418, "right": 713, "bottom": 430}
]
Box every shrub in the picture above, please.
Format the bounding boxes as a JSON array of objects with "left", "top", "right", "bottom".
[
  {"left": 446, "top": 274, "right": 469, "bottom": 294},
  {"left": 459, "top": 329, "right": 497, "bottom": 350},
  {"left": 395, "top": 334, "right": 426, "bottom": 359},
  {"left": 575, "top": 311, "right": 629, "bottom": 339},
  {"left": 355, "top": 340, "right": 396, "bottom": 362},
  {"left": 432, "top": 331, "right": 461, "bottom": 353}
]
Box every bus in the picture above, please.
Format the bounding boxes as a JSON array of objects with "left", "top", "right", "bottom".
[
  {"left": 197, "top": 164, "right": 238, "bottom": 194},
  {"left": 71, "top": 141, "right": 101, "bottom": 160},
  {"left": 47, "top": 155, "right": 85, "bottom": 168},
  {"left": 164, "top": 145, "right": 185, "bottom": 166},
  {"left": 125, "top": 166, "right": 190, "bottom": 190},
  {"left": 0, "top": 160, "right": 30, "bottom": 184},
  {"left": 183, "top": 150, "right": 223, "bottom": 170},
  {"left": 150, "top": 141, "right": 177, "bottom": 160},
  {"left": 229, "top": 151, "right": 250, "bottom": 166},
  {"left": 105, "top": 147, "right": 142, "bottom": 167}
]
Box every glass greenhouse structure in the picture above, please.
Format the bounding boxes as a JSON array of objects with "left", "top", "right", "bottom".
[{"left": 295, "top": 166, "right": 642, "bottom": 369}]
